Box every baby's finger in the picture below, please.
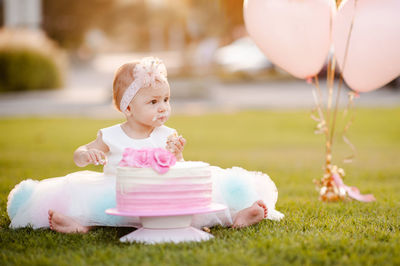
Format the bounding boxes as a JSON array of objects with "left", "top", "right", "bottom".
[
  {"left": 97, "top": 151, "right": 107, "bottom": 165},
  {"left": 174, "top": 141, "right": 183, "bottom": 152},
  {"left": 179, "top": 137, "right": 186, "bottom": 146},
  {"left": 83, "top": 152, "right": 92, "bottom": 163},
  {"left": 166, "top": 144, "right": 175, "bottom": 153},
  {"left": 87, "top": 151, "right": 98, "bottom": 165},
  {"left": 167, "top": 133, "right": 178, "bottom": 143},
  {"left": 93, "top": 151, "right": 103, "bottom": 165},
  {"left": 99, "top": 151, "right": 107, "bottom": 165},
  {"left": 167, "top": 141, "right": 175, "bottom": 149}
]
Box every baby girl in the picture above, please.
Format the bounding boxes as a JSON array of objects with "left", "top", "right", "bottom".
[{"left": 7, "top": 57, "right": 283, "bottom": 234}]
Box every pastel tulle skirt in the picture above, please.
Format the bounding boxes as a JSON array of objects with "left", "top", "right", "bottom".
[{"left": 7, "top": 166, "right": 284, "bottom": 229}]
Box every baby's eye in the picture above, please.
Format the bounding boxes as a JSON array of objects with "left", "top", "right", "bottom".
[
  {"left": 150, "top": 100, "right": 157, "bottom": 104},
  {"left": 164, "top": 97, "right": 169, "bottom": 102}
]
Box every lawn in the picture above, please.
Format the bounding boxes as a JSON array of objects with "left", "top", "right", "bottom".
[{"left": 1, "top": 109, "right": 399, "bottom": 265}]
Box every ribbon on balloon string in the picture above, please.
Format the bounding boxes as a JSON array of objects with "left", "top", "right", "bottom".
[
  {"left": 311, "top": 87, "right": 327, "bottom": 135},
  {"left": 331, "top": 172, "right": 375, "bottom": 202},
  {"left": 310, "top": 76, "right": 328, "bottom": 136},
  {"left": 341, "top": 91, "right": 359, "bottom": 163},
  {"left": 311, "top": 92, "right": 326, "bottom": 134},
  {"left": 327, "top": 86, "right": 375, "bottom": 202}
]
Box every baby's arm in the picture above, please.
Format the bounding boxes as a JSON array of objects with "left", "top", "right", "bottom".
[
  {"left": 166, "top": 133, "right": 186, "bottom": 161},
  {"left": 73, "top": 131, "right": 109, "bottom": 167}
]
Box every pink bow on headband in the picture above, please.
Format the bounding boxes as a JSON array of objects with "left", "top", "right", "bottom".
[{"left": 119, "top": 57, "right": 168, "bottom": 112}]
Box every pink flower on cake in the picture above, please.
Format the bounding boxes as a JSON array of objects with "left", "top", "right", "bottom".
[
  {"left": 119, "top": 148, "right": 176, "bottom": 174},
  {"left": 119, "top": 148, "right": 136, "bottom": 167},
  {"left": 133, "top": 149, "right": 152, "bottom": 168},
  {"left": 151, "top": 148, "right": 177, "bottom": 174},
  {"left": 119, "top": 148, "right": 151, "bottom": 168}
]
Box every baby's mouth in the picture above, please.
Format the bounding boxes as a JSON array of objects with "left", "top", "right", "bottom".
[
  {"left": 152, "top": 113, "right": 168, "bottom": 122},
  {"left": 158, "top": 115, "right": 167, "bottom": 122}
]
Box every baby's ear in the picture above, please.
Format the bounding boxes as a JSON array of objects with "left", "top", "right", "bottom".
[{"left": 124, "top": 105, "right": 133, "bottom": 117}]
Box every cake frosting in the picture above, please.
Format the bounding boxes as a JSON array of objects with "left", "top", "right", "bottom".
[{"left": 116, "top": 160, "right": 212, "bottom": 213}]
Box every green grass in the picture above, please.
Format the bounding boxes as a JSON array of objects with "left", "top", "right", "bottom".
[{"left": 1, "top": 109, "right": 400, "bottom": 265}]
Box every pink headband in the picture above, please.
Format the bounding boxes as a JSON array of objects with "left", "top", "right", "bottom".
[{"left": 119, "top": 57, "right": 168, "bottom": 112}]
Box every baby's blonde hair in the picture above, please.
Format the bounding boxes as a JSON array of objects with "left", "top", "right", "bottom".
[{"left": 112, "top": 62, "right": 139, "bottom": 112}]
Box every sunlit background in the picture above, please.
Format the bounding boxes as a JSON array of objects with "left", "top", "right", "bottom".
[
  {"left": 0, "top": 0, "right": 268, "bottom": 78},
  {"left": 0, "top": 0, "right": 398, "bottom": 117}
]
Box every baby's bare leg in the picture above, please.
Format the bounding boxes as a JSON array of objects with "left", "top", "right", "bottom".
[
  {"left": 232, "top": 200, "right": 268, "bottom": 228},
  {"left": 48, "top": 210, "right": 91, "bottom": 234}
]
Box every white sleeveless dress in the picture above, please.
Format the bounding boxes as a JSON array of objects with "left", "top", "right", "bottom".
[{"left": 7, "top": 124, "right": 284, "bottom": 229}]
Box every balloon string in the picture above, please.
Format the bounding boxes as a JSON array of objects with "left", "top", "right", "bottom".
[
  {"left": 311, "top": 88, "right": 326, "bottom": 135},
  {"left": 311, "top": 77, "right": 327, "bottom": 136},
  {"left": 342, "top": 92, "right": 358, "bottom": 163},
  {"left": 330, "top": 0, "right": 358, "bottom": 162},
  {"left": 314, "top": 75, "right": 325, "bottom": 118},
  {"left": 311, "top": 75, "right": 332, "bottom": 171},
  {"left": 325, "top": 63, "right": 334, "bottom": 168},
  {"left": 330, "top": 58, "right": 341, "bottom": 149},
  {"left": 340, "top": 0, "right": 358, "bottom": 73}
]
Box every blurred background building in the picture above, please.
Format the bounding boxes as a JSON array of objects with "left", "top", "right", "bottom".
[{"left": 3, "top": 0, "right": 42, "bottom": 29}]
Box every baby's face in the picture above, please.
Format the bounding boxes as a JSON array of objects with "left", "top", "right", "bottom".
[{"left": 128, "top": 83, "right": 171, "bottom": 127}]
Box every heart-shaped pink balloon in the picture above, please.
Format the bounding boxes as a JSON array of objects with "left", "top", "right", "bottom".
[
  {"left": 244, "top": 0, "right": 336, "bottom": 79},
  {"left": 333, "top": 0, "right": 400, "bottom": 92}
]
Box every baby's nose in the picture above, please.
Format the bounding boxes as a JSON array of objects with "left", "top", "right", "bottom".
[{"left": 158, "top": 102, "right": 168, "bottom": 112}]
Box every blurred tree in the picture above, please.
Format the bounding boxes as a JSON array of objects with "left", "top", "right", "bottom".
[
  {"left": 100, "top": 1, "right": 150, "bottom": 51},
  {"left": 0, "top": 0, "right": 4, "bottom": 27},
  {"left": 185, "top": 0, "right": 226, "bottom": 39},
  {"left": 42, "top": 0, "right": 114, "bottom": 49},
  {"left": 219, "top": 0, "right": 243, "bottom": 29}
]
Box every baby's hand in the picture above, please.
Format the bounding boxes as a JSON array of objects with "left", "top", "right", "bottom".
[
  {"left": 166, "top": 133, "right": 186, "bottom": 161},
  {"left": 82, "top": 149, "right": 107, "bottom": 166}
]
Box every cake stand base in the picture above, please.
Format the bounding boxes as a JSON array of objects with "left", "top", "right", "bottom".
[
  {"left": 120, "top": 215, "right": 212, "bottom": 244},
  {"left": 105, "top": 203, "right": 227, "bottom": 244},
  {"left": 120, "top": 226, "right": 213, "bottom": 244}
]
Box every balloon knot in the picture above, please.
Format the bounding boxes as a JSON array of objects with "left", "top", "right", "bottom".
[{"left": 351, "top": 91, "right": 360, "bottom": 98}]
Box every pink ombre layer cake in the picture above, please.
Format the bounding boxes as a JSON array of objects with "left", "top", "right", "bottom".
[{"left": 116, "top": 161, "right": 212, "bottom": 212}]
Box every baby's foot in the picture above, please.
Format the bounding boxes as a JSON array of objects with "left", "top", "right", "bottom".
[
  {"left": 48, "top": 210, "right": 90, "bottom": 234},
  {"left": 232, "top": 200, "right": 268, "bottom": 228},
  {"left": 257, "top": 200, "right": 268, "bottom": 219}
]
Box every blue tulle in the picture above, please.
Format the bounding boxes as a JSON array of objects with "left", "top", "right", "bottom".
[
  {"left": 88, "top": 189, "right": 123, "bottom": 225},
  {"left": 219, "top": 171, "right": 258, "bottom": 211},
  {"left": 7, "top": 179, "right": 37, "bottom": 219}
]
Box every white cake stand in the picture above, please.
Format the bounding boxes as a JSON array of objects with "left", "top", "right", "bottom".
[{"left": 105, "top": 203, "right": 227, "bottom": 244}]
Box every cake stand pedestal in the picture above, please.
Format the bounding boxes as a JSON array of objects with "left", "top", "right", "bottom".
[{"left": 106, "top": 203, "right": 227, "bottom": 244}]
